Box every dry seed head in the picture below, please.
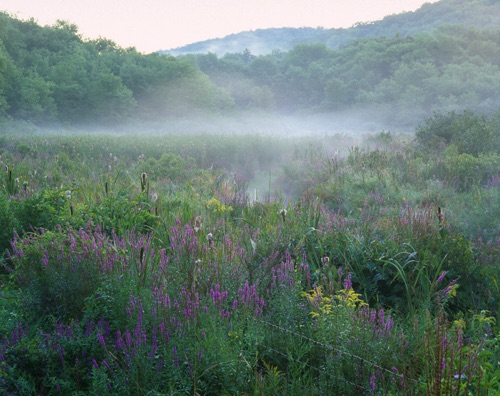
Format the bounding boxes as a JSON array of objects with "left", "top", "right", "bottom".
[
  {"left": 321, "top": 256, "right": 330, "bottom": 267},
  {"left": 194, "top": 216, "right": 203, "bottom": 232},
  {"left": 141, "top": 172, "right": 147, "bottom": 183}
]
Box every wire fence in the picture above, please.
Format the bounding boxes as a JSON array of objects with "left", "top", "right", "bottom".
[{"left": 251, "top": 318, "right": 424, "bottom": 395}]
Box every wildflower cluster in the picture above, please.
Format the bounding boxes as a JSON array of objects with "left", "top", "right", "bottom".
[
  {"left": 205, "top": 197, "right": 233, "bottom": 213},
  {"left": 301, "top": 284, "right": 368, "bottom": 319}
]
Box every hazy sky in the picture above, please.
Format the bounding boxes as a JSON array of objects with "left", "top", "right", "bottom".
[{"left": 1, "top": 0, "right": 439, "bottom": 53}]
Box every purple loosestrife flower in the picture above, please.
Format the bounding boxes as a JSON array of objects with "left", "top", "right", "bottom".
[
  {"left": 370, "top": 375, "right": 376, "bottom": 391},
  {"left": 125, "top": 329, "right": 132, "bottom": 348},
  {"left": 115, "top": 331, "right": 124, "bottom": 350},
  {"left": 343, "top": 273, "right": 352, "bottom": 290},
  {"left": 437, "top": 271, "right": 447, "bottom": 283},
  {"left": 42, "top": 251, "right": 49, "bottom": 267},
  {"left": 97, "top": 333, "right": 106, "bottom": 348},
  {"left": 384, "top": 315, "right": 394, "bottom": 336}
]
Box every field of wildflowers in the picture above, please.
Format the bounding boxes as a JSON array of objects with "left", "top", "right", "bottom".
[{"left": 0, "top": 130, "right": 499, "bottom": 395}]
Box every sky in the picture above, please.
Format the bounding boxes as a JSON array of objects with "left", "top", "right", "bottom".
[{"left": 1, "top": 0, "right": 439, "bottom": 54}]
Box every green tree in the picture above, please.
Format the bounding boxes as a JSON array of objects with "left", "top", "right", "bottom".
[{"left": 10, "top": 70, "right": 57, "bottom": 122}]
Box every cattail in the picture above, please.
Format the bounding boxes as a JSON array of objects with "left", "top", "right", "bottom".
[
  {"left": 141, "top": 172, "right": 147, "bottom": 192},
  {"left": 105, "top": 181, "right": 108, "bottom": 196},
  {"left": 151, "top": 193, "right": 158, "bottom": 202},
  {"left": 279, "top": 208, "right": 287, "bottom": 222},
  {"left": 23, "top": 181, "right": 28, "bottom": 192},
  {"left": 437, "top": 207, "right": 445, "bottom": 224}
]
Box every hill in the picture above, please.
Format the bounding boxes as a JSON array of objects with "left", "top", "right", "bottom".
[{"left": 162, "top": 0, "right": 500, "bottom": 56}]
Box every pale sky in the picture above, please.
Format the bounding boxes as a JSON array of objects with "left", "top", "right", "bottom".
[{"left": 1, "top": 0, "right": 439, "bottom": 54}]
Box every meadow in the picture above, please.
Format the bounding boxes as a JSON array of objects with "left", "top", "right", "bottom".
[{"left": 0, "top": 120, "right": 499, "bottom": 395}]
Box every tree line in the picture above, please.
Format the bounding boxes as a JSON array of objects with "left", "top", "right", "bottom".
[
  {"left": 190, "top": 26, "right": 500, "bottom": 124},
  {"left": 0, "top": 12, "right": 224, "bottom": 126},
  {"left": 1, "top": 11, "right": 500, "bottom": 127}
]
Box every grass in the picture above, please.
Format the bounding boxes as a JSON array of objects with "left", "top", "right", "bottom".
[{"left": 0, "top": 129, "right": 498, "bottom": 395}]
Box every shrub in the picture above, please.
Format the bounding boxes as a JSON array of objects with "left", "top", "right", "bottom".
[{"left": 416, "top": 110, "right": 496, "bottom": 157}]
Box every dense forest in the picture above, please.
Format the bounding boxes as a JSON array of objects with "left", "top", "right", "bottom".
[
  {"left": 165, "top": 0, "right": 500, "bottom": 56},
  {"left": 0, "top": 13, "right": 224, "bottom": 126},
  {"left": 1, "top": 0, "right": 500, "bottom": 128}
]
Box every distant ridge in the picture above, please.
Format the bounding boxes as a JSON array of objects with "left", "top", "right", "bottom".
[{"left": 161, "top": 0, "right": 500, "bottom": 56}]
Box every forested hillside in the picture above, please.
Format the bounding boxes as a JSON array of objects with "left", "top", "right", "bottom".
[
  {"left": 191, "top": 26, "right": 500, "bottom": 124},
  {"left": 1, "top": 0, "right": 500, "bottom": 128},
  {"left": 165, "top": 0, "right": 500, "bottom": 56}
]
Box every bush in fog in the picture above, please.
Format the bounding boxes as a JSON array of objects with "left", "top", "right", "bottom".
[{"left": 415, "top": 110, "right": 497, "bottom": 156}]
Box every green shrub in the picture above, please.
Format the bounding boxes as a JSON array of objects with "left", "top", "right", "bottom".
[{"left": 416, "top": 110, "right": 496, "bottom": 156}]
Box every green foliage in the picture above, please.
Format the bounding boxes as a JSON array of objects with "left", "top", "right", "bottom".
[
  {"left": 144, "top": 152, "right": 196, "bottom": 183},
  {"left": 0, "top": 192, "right": 17, "bottom": 255},
  {"left": 83, "top": 190, "right": 158, "bottom": 235},
  {"left": 11, "top": 189, "right": 73, "bottom": 232},
  {"left": 416, "top": 110, "right": 497, "bottom": 156},
  {"left": 0, "top": 131, "right": 498, "bottom": 395},
  {"left": 3, "top": 3, "right": 500, "bottom": 126},
  {"left": 0, "top": 13, "right": 221, "bottom": 126}
]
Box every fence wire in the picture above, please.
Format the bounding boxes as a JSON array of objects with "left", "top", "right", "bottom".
[{"left": 251, "top": 317, "right": 423, "bottom": 395}]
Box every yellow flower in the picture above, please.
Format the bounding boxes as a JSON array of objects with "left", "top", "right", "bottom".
[
  {"left": 206, "top": 198, "right": 233, "bottom": 213},
  {"left": 335, "top": 288, "right": 368, "bottom": 309}
]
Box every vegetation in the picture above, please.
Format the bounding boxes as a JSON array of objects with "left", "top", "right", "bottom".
[
  {"left": 0, "top": 13, "right": 227, "bottom": 126},
  {"left": 0, "top": 109, "right": 499, "bottom": 394},
  {"left": 0, "top": 1, "right": 499, "bottom": 393},
  {"left": 166, "top": 0, "right": 500, "bottom": 56},
  {"left": 1, "top": 0, "right": 500, "bottom": 127},
  {"left": 191, "top": 26, "right": 500, "bottom": 123}
]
